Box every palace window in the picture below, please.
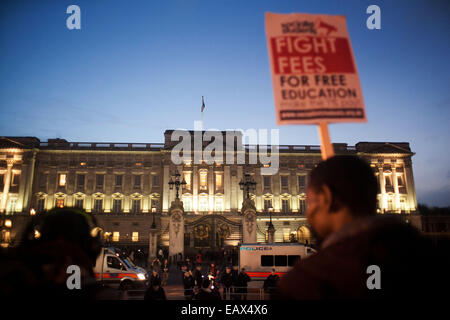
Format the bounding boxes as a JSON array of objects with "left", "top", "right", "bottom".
[
  {"left": 115, "top": 175, "right": 123, "bottom": 187},
  {"left": 94, "top": 199, "right": 103, "bottom": 213},
  {"left": 37, "top": 198, "right": 45, "bottom": 212},
  {"left": 132, "top": 232, "right": 139, "bottom": 242},
  {"left": 199, "top": 196, "right": 208, "bottom": 212},
  {"left": 112, "top": 199, "right": 122, "bottom": 213},
  {"left": 151, "top": 198, "right": 159, "bottom": 209},
  {"left": 263, "top": 176, "right": 271, "bottom": 189},
  {"left": 56, "top": 198, "right": 64, "bottom": 208},
  {"left": 264, "top": 199, "right": 273, "bottom": 211},
  {"left": 397, "top": 175, "right": 404, "bottom": 186},
  {"left": 184, "top": 172, "right": 191, "bottom": 190},
  {"left": 215, "top": 196, "right": 224, "bottom": 212},
  {"left": 11, "top": 173, "right": 20, "bottom": 186},
  {"left": 281, "top": 199, "right": 290, "bottom": 213},
  {"left": 39, "top": 174, "right": 47, "bottom": 188},
  {"left": 131, "top": 199, "right": 141, "bottom": 213},
  {"left": 298, "top": 198, "right": 306, "bottom": 214},
  {"left": 152, "top": 175, "right": 159, "bottom": 187},
  {"left": 134, "top": 175, "right": 141, "bottom": 188},
  {"left": 281, "top": 176, "right": 289, "bottom": 189},
  {"left": 183, "top": 196, "right": 192, "bottom": 212},
  {"left": 112, "top": 232, "right": 120, "bottom": 242},
  {"left": 298, "top": 175, "right": 306, "bottom": 189},
  {"left": 96, "top": 174, "right": 104, "bottom": 188},
  {"left": 199, "top": 171, "right": 208, "bottom": 191},
  {"left": 75, "top": 199, "right": 84, "bottom": 209},
  {"left": 0, "top": 174, "right": 4, "bottom": 189},
  {"left": 77, "top": 174, "right": 85, "bottom": 189},
  {"left": 215, "top": 173, "right": 223, "bottom": 190},
  {"left": 58, "top": 174, "right": 67, "bottom": 187}
]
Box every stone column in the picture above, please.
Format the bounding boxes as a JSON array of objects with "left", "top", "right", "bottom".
[
  {"left": 168, "top": 198, "right": 185, "bottom": 260},
  {"left": 0, "top": 159, "right": 14, "bottom": 213},
  {"left": 23, "top": 150, "right": 37, "bottom": 211},
  {"left": 148, "top": 227, "right": 159, "bottom": 264},
  {"left": 378, "top": 167, "right": 386, "bottom": 212},
  {"left": 241, "top": 198, "right": 257, "bottom": 243},
  {"left": 267, "top": 224, "right": 275, "bottom": 244},
  {"left": 392, "top": 166, "right": 400, "bottom": 212},
  {"left": 224, "top": 165, "right": 231, "bottom": 212},
  {"left": 162, "top": 165, "right": 170, "bottom": 212},
  {"left": 404, "top": 159, "right": 417, "bottom": 212}
]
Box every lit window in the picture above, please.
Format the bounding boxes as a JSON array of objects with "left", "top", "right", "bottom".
[
  {"left": 215, "top": 197, "right": 223, "bottom": 212},
  {"left": 56, "top": 199, "right": 64, "bottom": 208},
  {"left": 112, "top": 232, "right": 120, "bottom": 242},
  {"left": 199, "top": 196, "right": 208, "bottom": 212},
  {"left": 4, "top": 220, "right": 12, "bottom": 228},
  {"left": 58, "top": 174, "right": 67, "bottom": 187},
  {"left": 182, "top": 196, "right": 192, "bottom": 212},
  {"left": 184, "top": 172, "right": 191, "bottom": 189},
  {"left": 132, "top": 232, "right": 139, "bottom": 242},
  {"left": 199, "top": 171, "right": 207, "bottom": 190},
  {"left": 215, "top": 173, "right": 222, "bottom": 190},
  {"left": 2, "top": 231, "right": 11, "bottom": 242}
]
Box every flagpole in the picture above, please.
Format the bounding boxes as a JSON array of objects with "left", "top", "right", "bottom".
[{"left": 201, "top": 110, "right": 204, "bottom": 131}]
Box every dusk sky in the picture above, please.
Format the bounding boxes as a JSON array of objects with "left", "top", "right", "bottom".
[{"left": 0, "top": 0, "right": 449, "bottom": 206}]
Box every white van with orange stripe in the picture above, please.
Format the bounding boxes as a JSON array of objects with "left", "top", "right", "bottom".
[
  {"left": 239, "top": 243, "right": 316, "bottom": 280},
  {"left": 94, "top": 247, "right": 148, "bottom": 290}
]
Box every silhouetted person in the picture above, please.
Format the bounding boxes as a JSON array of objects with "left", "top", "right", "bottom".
[
  {"left": 236, "top": 268, "right": 251, "bottom": 300},
  {"left": 149, "top": 270, "right": 161, "bottom": 287},
  {"left": 0, "top": 207, "right": 116, "bottom": 300},
  {"left": 278, "top": 155, "right": 446, "bottom": 299},
  {"left": 144, "top": 278, "right": 166, "bottom": 300},
  {"left": 220, "top": 266, "right": 233, "bottom": 300},
  {"left": 183, "top": 271, "right": 195, "bottom": 300},
  {"left": 194, "top": 278, "right": 221, "bottom": 301},
  {"left": 193, "top": 265, "right": 203, "bottom": 289},
  {"left": 263, "top": 269, "right": 279, "bottom": 299}
]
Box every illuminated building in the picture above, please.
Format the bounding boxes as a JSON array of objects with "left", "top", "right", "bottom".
[{"left": 0, "top": 133, "right": 419, "bottom": 253}]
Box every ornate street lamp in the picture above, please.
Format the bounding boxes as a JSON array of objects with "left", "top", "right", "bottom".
[
  {"left": 239, "top": 173, "right": 256, "bottom": 199},
  {"left": 267, "top": 205, "right": 275, "bottom": 244},
  {"left": 168, "top": 171, "right": 186, "bottom": 199}
]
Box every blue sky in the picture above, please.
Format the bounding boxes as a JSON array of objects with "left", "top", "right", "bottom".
[{"left": 0, "top": 0, "right": 449, "bottom": 206}]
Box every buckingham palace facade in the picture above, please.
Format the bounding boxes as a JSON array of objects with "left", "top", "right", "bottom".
[{"left": 0, "top": 131, "right": 418, "bottom": 257}]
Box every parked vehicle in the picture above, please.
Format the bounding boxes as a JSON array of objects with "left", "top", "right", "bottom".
[
  {"left": 94, "top": 247, "right": 148, "bottom": 290},
  {"left": 238, "top": 243, "right": 316, "bottom": 280}
]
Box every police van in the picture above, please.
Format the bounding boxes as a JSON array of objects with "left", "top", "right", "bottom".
[
  {"left": 239, "top": 243, "right": 316, "bottom": 280},
  {"left": 93, "top": 247, "right": 148, "bottom": 290}
]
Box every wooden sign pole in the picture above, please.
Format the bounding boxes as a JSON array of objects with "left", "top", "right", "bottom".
[{"left": 318, "top": 121, "right": 335, "bottom": 160}]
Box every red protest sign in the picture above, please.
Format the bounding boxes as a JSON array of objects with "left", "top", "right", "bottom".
[{"left": 265, "top": 12, "right": 366, "bottom": 125}]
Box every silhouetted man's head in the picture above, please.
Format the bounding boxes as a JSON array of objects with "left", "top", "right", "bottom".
[{"left": 306, "top": 155, "right": 377, "bottom": 240}]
